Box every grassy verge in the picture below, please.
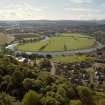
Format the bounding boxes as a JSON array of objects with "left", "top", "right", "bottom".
[{"left": 52, "top": 55, "right": 89, "bottom": 63}]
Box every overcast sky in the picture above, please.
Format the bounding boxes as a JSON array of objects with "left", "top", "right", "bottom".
[{"left": 0, "top": 0, "right": 104, "bottom": 20}]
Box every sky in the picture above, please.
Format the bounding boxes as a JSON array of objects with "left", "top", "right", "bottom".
[{"left": 0, "top": 0, "right": 104, "bottom": 20}]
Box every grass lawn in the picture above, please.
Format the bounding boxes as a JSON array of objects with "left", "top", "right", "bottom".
[
  {"left": 17, "top": 33, "right": 96, "bottom": 52},
  {"left": 94, "top": 92, "right": 105, "bottom": 105},
  {"left": 17, "top": 40, "right": 49, "bottom": 52},
  {"left": 52, "top": 55, "right": 89, "bottom": 63}
]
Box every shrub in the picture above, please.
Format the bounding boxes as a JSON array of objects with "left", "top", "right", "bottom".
[{"left": 22, "top": 90, "right": 40, "bottom": 105}]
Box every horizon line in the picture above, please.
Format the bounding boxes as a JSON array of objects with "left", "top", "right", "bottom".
[{"left": 0, "top": 19, "right": 104, "bottom": 21}]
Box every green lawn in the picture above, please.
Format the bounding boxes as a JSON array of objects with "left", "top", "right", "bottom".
[
  {"left": 94, "top": 92, "right": 105, "bottom": 105},
  {"left": 17, "top": 40, "right": 49, "bottom": 52},
  {"left": 52, "top": 55, "right": 89, "bottom": 63},
  {"left": 17, "top": 33, "right": 96, "bottom": 52}
]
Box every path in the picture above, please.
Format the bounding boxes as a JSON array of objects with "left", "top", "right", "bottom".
[{"left": 50, "top": 61, "right": 56, "bottom": 75}]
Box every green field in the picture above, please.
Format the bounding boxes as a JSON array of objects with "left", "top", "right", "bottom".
[
  {"left": 17, "top": 33, "right": 96, "bottom": 52},
  {"left": 52, "top": 55, "right": 89, "bottom": 63}
]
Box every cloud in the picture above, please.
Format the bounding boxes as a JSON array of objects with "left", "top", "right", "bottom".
[
  {"left": 63, "top": 0, "right": 105, "bottom": 20},
  {"left": 64, "top": 7, "right": 100, "bottom": 13},
  {"left": 0, "top": 0, "right": 104, "bottom": 20},
  {"left": 68, "top": 0, "right": 92, "bottom": 4},
  {"left": 0, "top": 3, "right": 47, "bottom": 20},
  {"left": 64, "top": 0, "right": 93, "bottom": 13}
]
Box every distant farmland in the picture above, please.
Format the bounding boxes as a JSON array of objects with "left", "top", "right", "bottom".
[
  {"left": 0, "top": 33, "right": 15, "bottom": 45},
  {"left": 17, "top": 33, "right": 96, "bottom": 52}
]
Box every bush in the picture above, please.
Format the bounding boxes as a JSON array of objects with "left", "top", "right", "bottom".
[
  {"left": 22, "top": 90, "right": 40, "bottom": 105},
  {"left": 70, "top": 100, "right": 82, "bottom": 105},
  {"left": 0, "top": 92, "right": 20, "bottom": 105},
  {"left": 41, "top": 96, "right": 60, "bottom": 105},
  {"left": 77, "top": 86, "right": 96, "bottom": 105}
]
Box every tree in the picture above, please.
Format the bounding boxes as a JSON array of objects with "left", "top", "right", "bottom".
[
  {"left": 38, "top": 59, "right": 51, "bottom": 70},
  {"left": 0, "top": 92, "right": 20, "bottom": 105},
  {"left": 11, "top": 70, "right": 24, "bottom": 87},
  {"left": 41, "top": 96, "right": 60, "bottom": 105},
  {"left": 32, "top": 79, "right": 43, "bottom": 91},
  {"left": 23, "top": 78, "right": 43, "bottom": 91},
  {"left": 23, "top": 78, "right": 34, "bottom": 90},
  {"left": 22, "top": 90, "right": 40, "bottom": 105},
  {"left": 77, "top": 86, "right": 96, "bottom": 105},
  {"left": 70, "top": 100, "right": 82, "bottom": 105}
]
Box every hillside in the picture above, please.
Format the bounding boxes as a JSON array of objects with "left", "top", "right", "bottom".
[
  {"left": 0, "top": 54, "right": 105, "bottom": 105},
  {"left": 0, "top": 33, "right": 15, "bottom": 45}
]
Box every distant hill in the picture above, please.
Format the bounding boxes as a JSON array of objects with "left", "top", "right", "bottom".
[
  {"left": 0, "top": 33, "right": 15, "bottom": 45},
  {"left": 0, "top": 20, "right": 105, "bottom": 28}
]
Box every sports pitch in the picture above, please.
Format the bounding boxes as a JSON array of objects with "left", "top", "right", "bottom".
[{"left": 17, "top": 33, "right": 96, "bottom": 52}]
